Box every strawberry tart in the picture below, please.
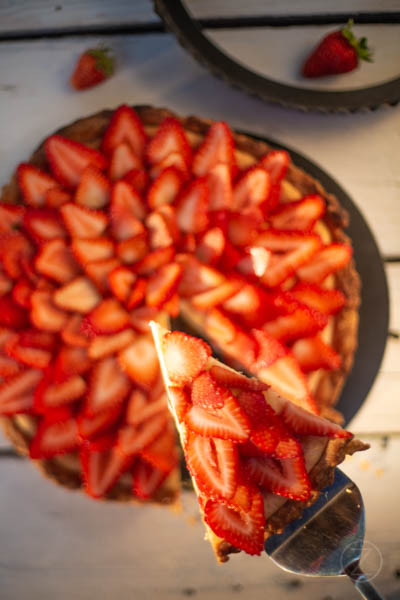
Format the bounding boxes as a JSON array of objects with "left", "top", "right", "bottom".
[
  {"left": 0, "top": 105, "right": 360, "bottom": 505},
  {"left": 151, "top": 322, "right": 368, "bottom": 561}
]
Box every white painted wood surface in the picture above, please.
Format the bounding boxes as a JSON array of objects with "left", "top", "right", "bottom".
[{"left": 0, "top": 24, "right": 399, "bottom": 599}]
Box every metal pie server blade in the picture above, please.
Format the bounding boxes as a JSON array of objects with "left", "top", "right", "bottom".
[{"left": 265, "top": 469, "right": 385, "bottom": 600}]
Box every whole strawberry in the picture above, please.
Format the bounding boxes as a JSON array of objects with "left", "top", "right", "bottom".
[
  {"left": 302, "top": 20, "right": 373, "bottom": 78},
  {"left": 70, "top": 46, "right": 115, "bottom": 90}
]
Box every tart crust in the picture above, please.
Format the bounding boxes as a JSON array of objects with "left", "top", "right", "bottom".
[{"left": 0, "top": 105, "right": 360, "bottom": 501}]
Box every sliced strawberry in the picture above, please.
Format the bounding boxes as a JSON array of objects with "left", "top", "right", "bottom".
[
  {"left": 228, "top": 212, "right": 262, "bottom": 247},
  {"left": 24, "top": 208, "right": 66, "bottom": 242},
  {"left": 237, "top": 247, "right": 271, "bottom": 278},
  {"left": 108, "top": 265, "right": 136, "bottom": 303},
  {"left": 205, "top": 308, "right": 237, "bottom": 344},
  {"left": 88, "top": 298, "right": 130, "bottom": 333},
  {"left": 0, "top": 294, "right": 29, "bottom": 329},
  {"left": 45, "top": 135, "right": 107, "bottom": 189},
  {"left": 168, "top": 386, "right": 189, "bottom": 422},
  {"left": 35, "top": 238, "right": 81, "bottom": 283},
  {"left": 133, "top": 245, "right": 175, "bottom": 275},
  {"left": 0, "top": 271, "right": 13, "bottom": 298},
  {"left": 146, "top": 117, "right": 192, "bottom": 168},
  {"left": 179, "top": 233, "right": 196, "bottom": 253},
  {"left": 88, "top": 329, "right": 135, "bottom": 360},
  {"left": 72, "top": 237, "right": 114, "bottom": 266},
  {"left": 145, "top": 262, "right": 182, "bottom": 308},
  {"left": 61, "top": 314, "right": 90, "bottom": 347},
  {"left": 127, "top": 277, "right": 147, "bottom": 309},
  {"left": 0, "top": 232, "right": 34, "bottom": 279},
  {"left": 118, "top": 335, "right": 159, "bottom": 388},
  {"left": 209, "top": 365, "right": 268, "bottom": 392},
  {"left": 221, "top": 329, "right": 258, "bottom": 367},
  {"left": 75, "top": 165, "right": 111, "bottom": 209},
  {"left": 117, "top": 412, "right": 168, "bottom": 457},
  {"left": 290, "top": 283, "right": 346, "bottom": 315},
  {"left": 192, "top": 122, "right": 235, "bottom": 177},
  {"left": 116, "top": 234, "right": 148, "bottom": 265},
  {"left": 222, "top": 284, "right": 262, "bottom": 316},
  {"left": 0, "top": 203, "right": 25, "bottom": 233},
  {"left": 45, "top": 187, "right": 71, "bottom": 208},
  {"left": 185, "top": 391, "right": 250, "bottom": 442},
  {"left": 204, "top": 488, "right": 265, "bottom": 555},
  {"left": 147, "top": 166, "right": 184, "bottom": 209},
  {"left": 244, "top": 454, "right": 311, "bottom": 501},
  {"left": 81, "top": 439, "right": 130, "bottom": 499},
  {"left": 110, "top": 180, "right": 146, "bottom": 240},
  {"left": 129, "top": 306, "right": 159, "bottom": 333},
  {"left": 233, "top": 166, "right": 270, "bottom": 212},
  {"left": 30, "top": 410, "right": 79, "bottom": 458},
  {"left": 146, "top": 210, "right": 174, "bottom": 250},
  {"left": 281, "top": 399, "right": 351, "bottom": 439},
  {"left": 220, "top": 240, "right": 242, "bottom": 270},
  {"left": 186, "top": 434, "right": 238, "bottom": 500},
  {"left": 84, "top": 257, "right": 120, "bottom": 292},
  {"left": 17, "top": 163, "right": 58, "bottom": 207},
  {"left": 0, "top": 368, "right": 41, "bottom": 415},
  {"left": 259, "top": 150, "right": 290, "bottom": 185},
  {"left": 77, "top": 404, "right": 123, "bottom": 440},
  {"left": 297, "top": 243, "right": 352, "bottom": 283},
  {"left": 140, "top": 420, "right": 178, "bottom": 474},
  {"left": 206, "top": 163, "right": 233, "bottom": 210},
  {"left": 86, "top": 356, "right": 130, "bottom": 415},
  {"left": 163, "top": 292, "right": 180, "bottom": 317},
  {"left": 132, "top": 459, "right": 168, "bottom": 499},
  {"left": 190, "top": 279, "right": 242, "bottom": 311},
  {"left": 196, "top": 227, "right": 226, "bottom": 265},
  {"left": 262, "top": 305, "right": 328, "bottom": 344},
  {"left": 0, "top": 354, "right": 21, "bottom": 378},
  {"left": 35, "top": 374, "right": 87, "bottom": 411},
  {"left": 6, "top": 335, "right": 52, "bottom": 369},
  {"left": 61, "top": 202, "right": 108, "bottom": 239},
  {"left": 108, "top": 143, "right": 142, "bottom": 181},
  {"left": 126, "top": 388, "right": 167, "bottom": 426},
  {"left": 191, "top": 370, "right": 226, "bottom": 410},
  {"left": 149, "top": 152, "right": 189, "bottom": 179},
  {"left": 235, "top": 389, "right": 272, "bottom": 426},
  {"left": 31, "top": 290, "right": 67, "bottom": 331},
  {"left": 178, "top": 256, "right": 225, "bottom": 296},
  {"left": 292, "top": 336, "right": 341, "bottom": 373},
  {"left": 176, "top": 178, "right": 209, "bottom": 234},
  {"left": 54, "top": 276, "right": 101, "bottom": 313},
  {"left": 269, "top": 195, "right": 325, "bottom": 231},
  {"left": 102, "top": 105, "right": 146, "bottom": 157},
  {"left": 124, "top": 168, "right": 149, "bottom": 195},
  {"left": 161, "top": 331, "right": 211, "bottom": 385},
  {"left": 257, "top": 230, "right": 322, "bottom": 288},
  {"left": 53, "top": 344, "right": 91, "bottom": 379}
]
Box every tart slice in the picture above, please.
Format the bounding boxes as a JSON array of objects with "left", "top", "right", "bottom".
[{"left": 151, "top": 322, "right": 368, "bottom": 562}]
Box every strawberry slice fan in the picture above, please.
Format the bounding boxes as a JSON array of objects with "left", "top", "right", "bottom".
[{"left": 0, "top": 106, "right": 361, "bottom": 530}]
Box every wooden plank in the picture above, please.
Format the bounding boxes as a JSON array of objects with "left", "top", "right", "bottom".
[{"left": 0, "top": 436, "right": 399, "bottom": 599}]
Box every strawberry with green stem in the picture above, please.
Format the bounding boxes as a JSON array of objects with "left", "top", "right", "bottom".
[{"left": 70, "top": 46, "right": 115, "bottom": 90}]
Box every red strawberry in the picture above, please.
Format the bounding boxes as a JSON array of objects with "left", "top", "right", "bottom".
[
  {"left": 54, "top": 345, "right": 91, "bottom": 380},
  {"left": 262, "top": 304, "right": 328, "bottom": 344},
  {"left": 228, "top": 212, "right": 262, "bottom": 247},
  {"left": 290, "top": 282, "right": 346, "bottom": 315},
  {"left": 209, "top": 365, "right": 268, "bottom": 392},
  {"left": 0, "top": 271, "right": 13, "bottom": 297},
  {"left": 44, "top": 135, "right": 107, "bottom": 189},
  {"left": 116, "top": 234, "right": 149, "bottom": 265},
  {"left": 257, "top": 230, "right": 321, "bottom": 288},
  {"left": 117, "top": 412, "right": 168, "bottom": 456},
  {"left": 149, "top": 153, "right": 189, "bottom": 180},
  {"left": 237, "top": 247, "right": 271, "bottom": 278},
  {"left": 190, "top": 279, "right": 242, "bottom": 311},
  {"left": 129, "top": 306, "right": 159, "bottom": 333},
  {"left": 133, "top": 245, "right": 175, "bottom": 276},
  {"left": 176, "top": 178, "right": 209, "bottom": 234},
  {"left": 109, "top": 143, "right": 142, "bottom": 181},
  {"left": 118, "top": 335, "right": 159, "bottom": 388},
  {"left": 0, "top": 232, "right": 34, "bottom": 279},
  {"left": 205, "top": 308, "right": 237, "bottom": 345},
  {"left": 178, "top": 255, "right": 225, "bottom": 297},
  {"left": 192, "top": 122, "right": 235, "bottom": 177},
  {"left": 0, "top": 294, "right": 29, "bottom": 329},
  {"left": 54, "top": 276, "right": 100, "bottom": 313},
  {"left": 0, "top": 355, "right": 21, "bottom": 379},
  {"left": 140, "top": 420, "right": 178, "bottom": 474},
  {"left": 244, "top": 454, "right": 311, "bottom": 501},
  {"left": 30, "top": 409, "right": 79, "bottom": 458},
  {"left": 30, "top": 290, "right": 68, "bottom": 331},
  {"left": 17, "top": 164, "right": 58, "bottom": 207},
  {"left": 23, "top": 208, "right": 66, "bottom": 242},
  {"left": 61, "top": 314, "right": 90, "bottom": 347},
  {"left": 147, "top": 166, "right": 184, "bottom": 209},
  {"left": 108, "top": 265, "right": 136, "bottom": 303},
  {"left": 45, "top": 188, "right": 71, "bottom": 208},
  {"left": 61, "top": 202, "right": 108, "bottom": 239},
  {"left": 35, "top": 239, "right": 81, "bottom": 283},
  {"left": 186, "top": 434, "right": 238, "bottom": 500},
  {"left": 70, "top": 46, "right": 115, "bottom": 90},
  {"left": 132, "top": 459, "right": 168, "bottom": 499},
  {"left": 84, "top": 257, "right": 120, "bottom": 292},
  {"left": 102, "top": 105, "right": 146, "bottom": 157},
  {"left": 81, "top": 439, "right": 129, "bottom": 498},
  {"left": 86, "top": 356, "right": 130, "bottom": 415},
  {"left": 88, "top": 329, "right": 135, "bottom": 360},
  {"left": 233, "top": 166, "right": 270, "bottom": 212},
  {"left": 0, "top": 203, "right": 25, "bottom": 233},
  {"left": 222, "top": 284, "right": 262, "bottom": 316},
  {"left": 123, "top": 168, "right": 149, "bottom": 195},
  {"left": 71, "top": 237, "right": 114, "bottom": 266},
  {"left": 302, "top": 20, "right": 373, "bottom": 78},
  {"left": 185, "top": 391, "right": 250, "bottom": 442},
  {"left": 34, "top": 374, "right": 87, "bottom": 411},
  {"left": 235, "top": 389, "right": 272, "bottom": 426},
  {"left": 127, "top": 277, "right": 147, "bottom": 309},
  {"left": 297, "top": 243, "right": 352, "bottom": 283},
  {"left": 196, "top": 227, "right": 226, "bottom": 265},
  {"left": 146, "top": 117, "right": 192, "bottom": 168},
  {"left": 75, "top": 165, "right": 111, "bottom": 209},
  {"left": 204, "top": 488, "right": 265, "bottom": 555},
  {"left": 269, "top": 195, "right": 325, "bottom": 231},
  {"left": 110, "top": 180, "right": 146, "bottom": 238},
  {"left": 161, "top": 331, "right": 211, "bottom": 385},
  {"left": 88, "top": 298, "right": 130, "bottom": 334},
  {"left": 0, "top": 369, "right": 42, "bottom": 415},
  {"left": 281, "top": 399, "right": 351, "bottom": 439},
  {"left": 126, "top": 388, "right": 167, "bottom": 427},
  {"left": 145, "top": 262, "right": 182, "bottom": 308},
  {"left": 292, "top": 335, "right": 341, "bottom": 373},
  {"left": 259, "top": 150, "right": 290, "bottom": 185},
  {"left": 206, "top": 163, "right": 233, "bottom": 210},
  {"left": 191, "top": 371, "right": 226, "bottom": 410},
  {"left": 6, "top": 334, "right": 52, "bottom": 369},
  {"left": 168, "top": 386, "right": 189, "bottom": 422},
  {"left": 77, "top": 404, "right": 123, "bottom": 439},
  {"left": 145, "top": 210, "right": 177, "bottom": 249}
]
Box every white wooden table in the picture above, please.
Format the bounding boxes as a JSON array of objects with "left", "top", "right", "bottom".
[{"left": 0, "top": 3, "right": 399, "bottom": 599}]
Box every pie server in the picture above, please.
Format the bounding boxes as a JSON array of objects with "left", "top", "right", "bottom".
[{"left": 264, "top": 468, "right": 385, "bottom": 599}]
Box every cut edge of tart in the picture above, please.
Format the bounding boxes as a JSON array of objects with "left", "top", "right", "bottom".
[
  {"left": 151, "top": 321, "right": 369, "bottom": 562},
  {"left": 0, "top": 104, "right": 360, "bottom": 504}
]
